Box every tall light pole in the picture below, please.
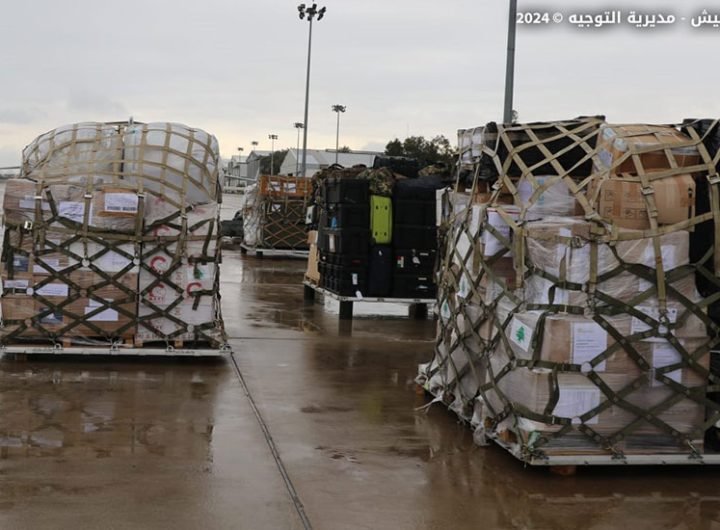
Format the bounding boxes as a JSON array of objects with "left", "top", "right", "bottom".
[
  {"left": 268, "top": 134, "right": 278, "bottom": 176},
  {"left": 251, "top": 140, "right": 259, "bottom": 152},
  {"left": 236, "top": 147, "right": 244, "bottom": 177},
  {"left": 331, "top": 104, "right": 346, "bottom": 165},
  {"left": 298, "top": 3, "right": 327, "bottom": 177},
  {"left": 293, "top": 122, "right": 304, "bottom": 176},
  {"left": 503, "top": 0, "right": 518, "bottom": 124}
]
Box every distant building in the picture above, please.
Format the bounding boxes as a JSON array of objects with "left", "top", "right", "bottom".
[
  {"left": 245, "top": 150, "right": 273, "bottom": 182},
  {"left": 224, "top": 155, "right": 248, "bottom": 188},
  {"left": 279, "top": 149, "right": 381, "bottom": 177},
  {"left": 0, "top": 166, "right": 20, "bottom": 180}
]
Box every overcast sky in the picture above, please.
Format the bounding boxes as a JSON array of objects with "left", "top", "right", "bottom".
[{"left": 1, "top": 0, "right": 719, "bottom": 167}]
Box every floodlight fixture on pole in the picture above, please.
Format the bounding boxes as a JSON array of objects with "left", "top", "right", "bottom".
[
  {"left": 331, "top": 104, "right": 346, "bottom": 165},
  {"left": 293, "top": 122, "right": 304, "bottom": 176},
  {"left": 236, "top": 147, "right": 244, "bottom": 173},
  {"left": 297, "top": 3, "right": 327, "bottom": 177},
  {"left": 503, "top": 0, "right": 518, "bottom": 124},
  {"left": 251, "top": 140, "right": 259, "bottom": 151},
  {"left": 268, "top": 134, "right": 278, "bottom": 176}
]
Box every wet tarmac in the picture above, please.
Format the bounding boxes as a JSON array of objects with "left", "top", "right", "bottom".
[{"left": 2, "top": 228, "right": 720, "bottom": 529}]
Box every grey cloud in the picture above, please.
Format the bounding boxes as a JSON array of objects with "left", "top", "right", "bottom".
[
  {"left": 0, "top": 109, "right": 44, "bottom": 125},
  {"left": 0, "top": 0, "right": 718, "bottom": 166},
  {"left": 66, "top": 93, "right": 128, "bottom": 118},
  {"left": 0, "top": 146, "right": 21, "bottom": 169}
]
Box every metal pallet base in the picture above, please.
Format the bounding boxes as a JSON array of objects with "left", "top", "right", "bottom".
[
  {"left": 241, "top": 244, "right": 309, "bottom": 259},
  {"left": 420, "top": 382, "right": 720, "bottom": 467},
  {"left": 304, "top": 280, "right": 436, "bottom": 321},
  {"left": 491, "top": 435, "right": 720, "bottom": 466},
  {"left": 0, "top": 343, "right": 233, "bottom": 357},
  {"left": 303, "top": 280, "right": 436, "bottom": 305}
]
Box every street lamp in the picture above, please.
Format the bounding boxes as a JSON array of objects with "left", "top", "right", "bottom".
[
  {"left": 268, "top": 134, "right": 278, "bottom": 176},
  {"left": 503, "top": 0, "right": 518, "bottom": 124},
  {"left": 251, "top": 140, "right": 259, "bottom": 151},
  {"left": 293, "top": 122, "right": 304, "bottom": 176},
  {"left": 297, "top": 3, "right": 327, "bottom": 177},
  {"left": 331, "top": 104, "right": 346, "bottom": 165},
  {"left": 236, "top": 147, "right": 244, "bottom": 176}
]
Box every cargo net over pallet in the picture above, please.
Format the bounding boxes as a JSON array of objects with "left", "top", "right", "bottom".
[
  {"left": 418, "top": 117, "right": 720, "bottom": 463},
  {"left": 241, "top": 175, "right": 310, "bottom": 251},
  {"left": 0, "top": 121, "right": 227, "bottom": 349}
]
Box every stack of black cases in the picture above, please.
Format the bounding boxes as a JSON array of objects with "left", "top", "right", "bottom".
[
  {"left": 392, "top": 178, "right": 439, "bottom": 298},
  {"left": 316, "top": 175, "right": 442, "bottom": 299},
  {"left": 317, "top": 177, "right": 370, "bottom": 296}
]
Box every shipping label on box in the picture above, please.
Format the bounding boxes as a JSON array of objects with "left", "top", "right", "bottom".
[
  {"left": 58, "top": 201, "right": 88, "bottom": 224},
  {"left": 571, "top": 322, "right": 608, "bottom": 371},
  {"left": 35, "top": 283, "right": 69, "bottom": 297},
  {"left": 104, "top": 192, "right": 138, "bottom": 214},
  {"left": 553, "top": 386, "right": 601, "bottom": 424}
]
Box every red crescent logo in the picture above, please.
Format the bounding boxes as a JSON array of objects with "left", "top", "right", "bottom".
[
  {"left": 150, "top": 256, "right": 168, "bottom": 272},
  {"left": 186, "top": 281, "right": 202, "bottom": 295}
]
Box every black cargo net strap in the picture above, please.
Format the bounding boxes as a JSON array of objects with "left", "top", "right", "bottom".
[
  {"left": 3, "top": 180, "right": 224, "bottom": 344},
  {"left": 1, "top": 181, "right": 142, "bottom": 342}
]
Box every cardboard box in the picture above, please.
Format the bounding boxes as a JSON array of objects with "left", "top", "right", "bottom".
[
  {"left": 523, "top": 219, "right": 699, "bottom": 306},
  {"left": 139, "top": 262, "right": 216, "bottom": 306},
  {"left": 144, "top": 197, "right": 219, "bottom": 235},
  {"left": 596, "top": 125, "right": 700, "bottom": 175},
  {"left": 58, "top": 271, "right": 137, "bottom": 338},
  {"left": 589, "top": 174, "right": 695, "bottom": 230},
  {"left": 4, "top": 251, "right": 73, "bottom": 276},
  {"left": 306, "top": 243, "right": 320, "bottom": 283},
  {"left": 5, "top": 183, "right": 140, "bottom": 232},
  {"left": 466, "top": 205, "right": 520, "bottom": 258},
  {"left": 516, "top": 175, "right": 579, "bottom": 220},
  {"left": 485, "top": 346, "right": 707, "bottom": 455},
  {"left": 2, "top": 179, "right": 48, "bottom": 227},
  {"left": 487, "top": 363, "right": 706, "bottom": 455},
  {"left": 472, "top": 180, "right": 513, "bottom": 206},
  {"left": 307, "top": 230, "right": 318, "bottom": 246},
  {"left": 456, "top": 257, "right": 515, "bottom": 305},
  {"left": 136, "top": 300, "right": 217, "bottom": 343},
  {"left": 507, "top": 311, "right": 709, "bottom": 374},
  {"left": 90, "top": 188, "right": 140, "bottom": 232},
  {"left": 0, "top": 270, "right": 138, "bottom": 339},
  {"left": 137, "top": 255, "right": 217, "bottom": 343},
  {"left": 0, "top": 294, "right": 38, "bottom": 339}
]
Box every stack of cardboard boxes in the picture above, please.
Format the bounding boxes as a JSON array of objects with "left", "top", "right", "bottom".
[
  {"left": 423, "top": 119, "right": 717, "bottom": 458},
  {"left": 0, "top": 122, "right": 225, "bottom": 347}
]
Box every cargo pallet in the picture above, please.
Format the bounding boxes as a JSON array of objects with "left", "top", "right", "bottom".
[
  {"left": 240, "top": 244, "right": 309, "bottom": 259},
  {"left": 303, "top": 279, "right": 435, "bottom": 320},
  {"left": 0, "top": 342, "right": 232, "bottom": 357}
]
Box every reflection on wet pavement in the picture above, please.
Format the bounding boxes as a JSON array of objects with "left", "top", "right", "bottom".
[{"left": 2, "top": 240, "right": 720, "bottom": 529}]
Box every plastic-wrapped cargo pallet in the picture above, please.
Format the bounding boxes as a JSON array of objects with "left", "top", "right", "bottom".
[
  {"left": 0, "top": 121, "right": 226, "bottom": 349},
  {"left": 418, "top": 117, "right": 720, "bottom": 464},
  {"left": 241, "top": 175, "right": 310, "bottom": 251}
]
